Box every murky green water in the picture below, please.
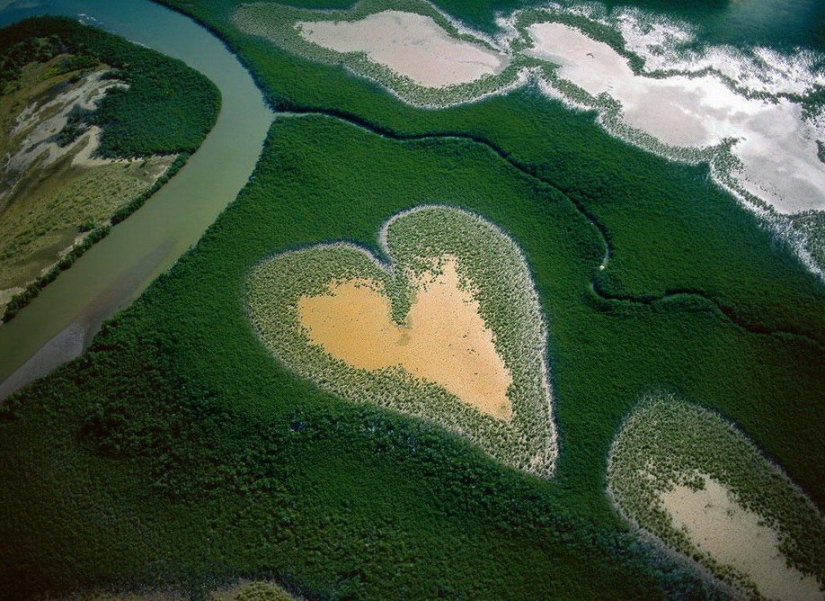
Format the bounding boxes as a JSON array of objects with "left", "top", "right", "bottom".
[
  {"left": 0, "top": 0, "right": 273, "bottom": 391},
  {"left": 601, "top": 0, "right": 825, "bottom": 50}
]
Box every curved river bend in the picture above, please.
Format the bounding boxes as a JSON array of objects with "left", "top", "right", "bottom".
[{"left": 0, "top": 0, "right": 274, "bottom": 398}]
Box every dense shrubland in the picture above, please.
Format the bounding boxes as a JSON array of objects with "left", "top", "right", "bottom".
[
  {"left": 1, "top": 0, "right": 824, "bottom": 599},
  {"left": 158, "top": 0, "right": 825, "bottom": 346},
  {"left": 2, "top": 112, "right": 821, "bottom": 599}
]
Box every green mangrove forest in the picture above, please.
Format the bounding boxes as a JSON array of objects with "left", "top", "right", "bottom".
[{"left": 1, "top": 1, "right": 824, "bottom": 599}]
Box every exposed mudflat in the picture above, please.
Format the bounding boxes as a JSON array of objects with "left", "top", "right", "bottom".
[
  {"left": 295, "top": 10, "right": 508, "bottom": 88},
  {"left": 298, "top": 256, "right": 513, "bottom": 420}
]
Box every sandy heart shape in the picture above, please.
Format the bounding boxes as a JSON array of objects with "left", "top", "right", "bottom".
[{"left": 246, "top": 206, "right": 557, "bottom": 477}]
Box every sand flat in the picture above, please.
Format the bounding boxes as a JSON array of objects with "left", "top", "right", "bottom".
[
  {"left": 296, "top": 10, "right": 508, "bottom": 88},
  {"left": 297, "top": 256, "right": 513, "bottom": 419},
  {"left": 661, "top": 476, "right": 823, "bottom": 601},
  {"left": 525, "top": 21, "right": 825, "bottom": 213},
  {"left": 5, "top": 69, "right": 126, "bottom": 176}
]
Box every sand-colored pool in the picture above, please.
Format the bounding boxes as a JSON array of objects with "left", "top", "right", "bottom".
[
  {"left": 661, "top": 475, "right": 823, "bottom": 601},
  {"left": 298, "top": 256, "right": 513, "bottom": 420}
]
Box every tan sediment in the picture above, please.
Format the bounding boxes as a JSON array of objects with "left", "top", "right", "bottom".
[
  {"left": 295, "top": 10, "right": 508, "bottom": 88},
  {"left": 297, "top": 256, "right": 513, "bottom": 420},
  {"left": 660, "top": 476, "right": 823, "bottom": 601}
]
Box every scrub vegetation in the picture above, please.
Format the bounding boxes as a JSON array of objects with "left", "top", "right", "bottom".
[
  {"left": 0, "top": 0, "right": 824, "bottom": 599},
  {"left": 0, "top": 17, "right": 220, "bottom": 320},
  {"left": 50, "top": 580, "right": 298, "bottom": 601}
]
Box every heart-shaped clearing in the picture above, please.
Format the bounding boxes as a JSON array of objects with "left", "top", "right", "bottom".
[
  {"left": 298, "top": 257, "right": 513, "bottom": 420},
  {"left": 246, "top": 206, "right": 557, "bottom": 477}
]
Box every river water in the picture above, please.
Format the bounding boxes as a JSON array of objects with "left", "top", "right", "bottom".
[{"left": 0, "top": 0, "right": 274, "bottom": 397}]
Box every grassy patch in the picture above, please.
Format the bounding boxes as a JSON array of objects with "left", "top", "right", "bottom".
[
  {"left": 0, "top": 17, "right": 220, "bottom": 319},
  {"left": 0, "top": 154, "right": 176, "bottom": 290}
]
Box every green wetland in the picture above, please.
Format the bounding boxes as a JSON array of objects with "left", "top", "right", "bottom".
[
  {"left": 0, "top": 16, "right": 221, "bottom": 322},
  {"left": 1, "top": 0, "right": 825, "bottom": 599}
]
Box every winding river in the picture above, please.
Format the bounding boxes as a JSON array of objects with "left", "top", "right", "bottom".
[{"left": 0, "top": 0, "right": 274, "bottom": 398}]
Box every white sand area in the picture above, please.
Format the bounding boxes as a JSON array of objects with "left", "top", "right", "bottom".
[
  {"left": 298, "top": 256, "right": 513, "bottom": 420},
  {"left": 525, "top": 22, "right": 825, "bottom": 214},
  {"left": 661, "top": 476, "right": 823, "bottom": 601},
  {"left": 6, "top": 70, "right": 126, "bottom": 175},
  {"left": 296, "top": 10, "right": 508, "bottom": 88}
]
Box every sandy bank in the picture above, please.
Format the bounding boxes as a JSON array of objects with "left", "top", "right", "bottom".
[
  {"left": 298, "top": 256, "right": 513, "bottom": 420},
  {"left": 0, "top": 239, "right": 174, "bottom": 402},
  {"left": 296, "top": 10, "right": 508, "bottom": 88}
]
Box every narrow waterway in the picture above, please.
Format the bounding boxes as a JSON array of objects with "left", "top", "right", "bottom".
[{"left": 0, "top": 0, "right": 274, "bottom": 398}]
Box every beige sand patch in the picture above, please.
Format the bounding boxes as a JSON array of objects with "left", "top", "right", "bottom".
[
  {"left": 661, "top": 476, "right": 823, "bottom": 601},
  {"left": 298, "top": 257, "right": 513, "bottom": 420},
  {"left": 296, "top": 10, "right": 508, "bottom": 88}
]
